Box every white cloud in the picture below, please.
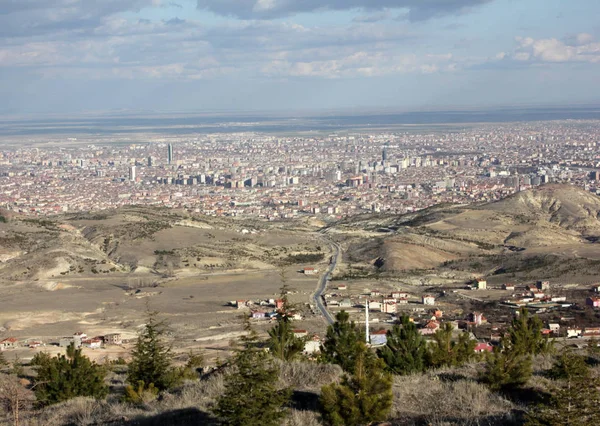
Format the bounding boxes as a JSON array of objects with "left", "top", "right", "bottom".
[{"left": 511, "top": 34, "right": 600, "bottom": 63}]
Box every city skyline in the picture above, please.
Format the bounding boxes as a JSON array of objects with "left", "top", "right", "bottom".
[{"left": 1, "top": 0, "right": 599, "bottom": 115}]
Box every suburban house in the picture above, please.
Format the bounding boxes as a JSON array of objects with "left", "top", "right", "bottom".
[
  {"left": 251, "top": 311, "right": 266, "bottom": 319},
  {"left": 474, "top": 342, "right": 494, "bottom": 353},
  {"left": 391, "top": 291, "right": 409, "bottom": 299},
  {"left": 422, "top": 295, "right": 436, "bottom": 305},
  {"left": 586, "top": 297, "right": 600, "bottom": 308},
  {"left": 368, "top": 301, "right": 382, "bottom": 311},
  {"left": 337, "top": 284, "right": 347, "bottom": 291},
  {"left": 303, "top": 336, "right": 321, "bottom": 354},
  {"left": 469, "top": 312, "right": 487, "bottom": 326},
  {"left": 103, "top": 333, "right": 123, "bottom": 345},
  {"left": 303, "top": 267, "right": 318, "bottom": 275},
  {"left": 370, "top": 329, "right": 388, "bottom": 346},
  {"left": 476, "top": 279, "right": 487, "bottom": 290},
  {"left": 567, "top": 327, "right": 583, "bottom": 338},
  {"left": 503, "top": 283, "right": 515, "bottom": 291},
  {"left": 82, "top": 338, "right": 103, "bottom": 349},
  {"left": 339, "top": 299, "right": 352, "bottom": 308},
  {"left": 382, "top": 302, "right": 397, "bottom": 314},
  {"left": 397, "top": 297, "right": 409, "bottom": 305},
  {"left": 293, "top": 329, "right": 308, "bottom": 339},
  {"left": 420, "top": 320, "right": 441, "bottom": 335},
  {"left": 537, "top": 280, "right": 550, "bottom": 291},
  {"left": 548, "top": 323, "right": 560, "bottom": 334},
  {"left": 370, "top": 290, "right": 381, "bottom": 296},
  {"left": 0, "top": 337, "right": 18, "bottom": 351},
  {"left": 584, "top": 327, "right": 600, "bottom": 337}
]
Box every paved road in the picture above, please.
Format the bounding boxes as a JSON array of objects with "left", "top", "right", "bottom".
[{"left": 312, "top": 237, "right": 340, "bottom": 325}]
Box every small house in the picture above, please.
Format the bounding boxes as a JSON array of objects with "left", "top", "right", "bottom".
[
  {"left": 303, "top": 267, "right": 318, "bottom": 275},
  {"left": 397, "top": 297, "right": 409, "bottom": 305},
  {"left": 0, "top": 337, "right": 18, "bottom": 351},
  {"left": 82, "top": 338, "right": 102, "bottom": 349},
  {"left": 339, "top": 299, "right": 352, "bottom": 308},
  {"left": 382, "top": 302, "right": 397, "bottom": 314},
  {"left": 304, "top": 336, "right": 321, "bottom": 354},
  {"left": 419, "top": 320, "right": 440, "bottom": 335},
  {"left": 548, "top": 323, "right": 560, "bottom": 334},
  {"left": 104, "top": 333, "right": 122, "bottom": 345},
  {"left": 251, "top": 311, "right": 266, "bottom": 319},
  {"left": 368, "top": 301, "right": 382, "bottom": 311},
  {"left": 422, "top": 295, "right": 435, "bottom": 305},
  {"left": 337, "top": 284, "right": 347, "bottom": 291},
  {"left": 370, "top": 330, "right": 388, "bottom": 346},
  {"left": 474, "top": 342, "right": 494, "bottom": 353},
  {"left": 469, "top": 312, "right": 486, "bottom": 326},
  {"left": 567, "top": 327, "right": 583, "bottom": 338},
  {"left": 503, "top": 283, "right": 515, "bottom": 291},
  {"left": 476, "top": 279, "right": 487, "bottom": 290},
  {"left": 391, "top": 291, "right": 408, "bottom": 299},
  {"left": 537, "top": 280, "right": 550, "bottom": 291},
  {"left": 586, "top": 297, "right": 600, "bottom": 308},
  {"left": 293, "top": 329, "right": 308, "bottom": 339}
]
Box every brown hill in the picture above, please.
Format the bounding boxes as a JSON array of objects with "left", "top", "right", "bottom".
[{"left": 334, "top": 184, "right": 600, "bottom": 273}]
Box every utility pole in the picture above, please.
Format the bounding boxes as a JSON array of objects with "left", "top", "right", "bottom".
[{"left": 365, "top": 299, "right": 370, "bottom": 345}]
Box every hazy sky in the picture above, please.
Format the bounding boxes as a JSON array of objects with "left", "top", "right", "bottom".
[{"left": 1, "top": 0, "right": 599, "bottom": 114}]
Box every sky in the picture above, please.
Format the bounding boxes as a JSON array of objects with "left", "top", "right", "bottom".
[{"left": 1, "top": 0, "right": 599, "bottom": 115}]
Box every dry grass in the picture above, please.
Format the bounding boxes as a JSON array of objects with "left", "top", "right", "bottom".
[
  {"left": 390, "top": 368, "right": 517, "bottom": 426},
  {"left": 277, "top": 360, "right": 343, "bottom": 391}
]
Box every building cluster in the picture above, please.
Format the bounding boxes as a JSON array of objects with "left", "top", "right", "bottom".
[
  {"left": 0, "top": 332, "right": 123, "bottom": 352},
  {"left": 1, "top": 120, "right": 600, "bottom": 218},
  {"left": 320, "top": 278, "right": 600, "bottom": 349}
]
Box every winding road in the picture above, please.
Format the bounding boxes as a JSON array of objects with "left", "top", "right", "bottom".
[{"left": 312, "top": 236, "right": 341, "bottom": 325}]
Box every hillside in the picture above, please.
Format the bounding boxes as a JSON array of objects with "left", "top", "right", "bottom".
[{"left": 328, "top": 184, "right": 600, "bottom": 275}]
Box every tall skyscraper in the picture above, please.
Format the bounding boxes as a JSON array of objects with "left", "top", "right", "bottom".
[
  {"left": 147, "top": 156, "right": 153, "bottom": 167},
  {"left": 129, "top": 165, "right": 136, "bottom": 182},
  {"left": 382, "top": 147, "right": 388, "bottom": 164},
  {"left": 168, "top": 143, "right": 174, "bottom": 165}
]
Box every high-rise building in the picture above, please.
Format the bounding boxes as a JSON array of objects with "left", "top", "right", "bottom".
[
  {"left": 167, "top": 143, "right": 174, "bottom": 165},
  {"left": 129, "top": 165, "right": 136, "bottom": 182},
  {"left": 382, "top": 147, "right": 388, "bottom": 164},
  {"left": 147, "top": 156, "right": 153, "bottom": 167}
]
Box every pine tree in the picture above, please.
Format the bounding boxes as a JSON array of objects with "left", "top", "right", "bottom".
[
  {"left": 127, "top": 310, "right": 177, "bottom": 391},
  {"left": 32, "top": 344, "right": 108, "bottom": 405},
  {"left": 213, "top": 319, "right": 291, "bottom": 426},
  {"left": 526, "top": 349, "right": 600, "bottom": 426},
  {"left": 267, "top": 281, "right": 306, "bottom": 361},
  {"left": 427, "top": 323, "right": 476, "bottom": 368},
  {"left": 321, "top": 310, "right": 367, "bottom": 373},
  {"left": 509, "top": 308, "right": 551, "bottom": 356},
  {"left": 480, "top": 339, "right": 532, "bottom": 391},
  {"left": 320, "top": 351, "right": 393, "bottom": 426},
  {"left": 377, "top": 315, "right": 427, "bottom": 375}
]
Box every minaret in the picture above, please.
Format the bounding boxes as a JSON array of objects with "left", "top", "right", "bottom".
[{"left": 365, "top": 299, "right": 370, "bottom": 345}]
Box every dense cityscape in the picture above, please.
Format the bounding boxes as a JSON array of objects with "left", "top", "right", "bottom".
[{"left": 2, "top": 119, "right": 600, "bottom": 218}]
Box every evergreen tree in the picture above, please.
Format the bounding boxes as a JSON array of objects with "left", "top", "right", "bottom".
[
  {"left": 32, "top": 344, "right": 108, "bottom": 405},
  {"left": 267, "top": 281, "right": 306, "bottom": 361},
  {"left": 377, "top": 316, "right": 427, "bottom": 375},
  {"left": 480, "top": 338, "right": 532, "bottom": 391},
  {"left": 127, "top": 310, "right": 177, "bottom": 391},
  {"left": 321, "top": 310, "right": 367, "bottom": 373},
  {"left": 526, "top": 349, "right": 600, "bottom": 426},
  {"left": 427, "top": 323, "right": 476, "bottom": 368},
  {"left": 320, "top": 351, "right": 393, "bottom": 426},
  {"left": 509, "top": 308, "right": 551, "bottom": 356},
  {"left": 213, "top": 319, "right": 291, "bottom": 426}
]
